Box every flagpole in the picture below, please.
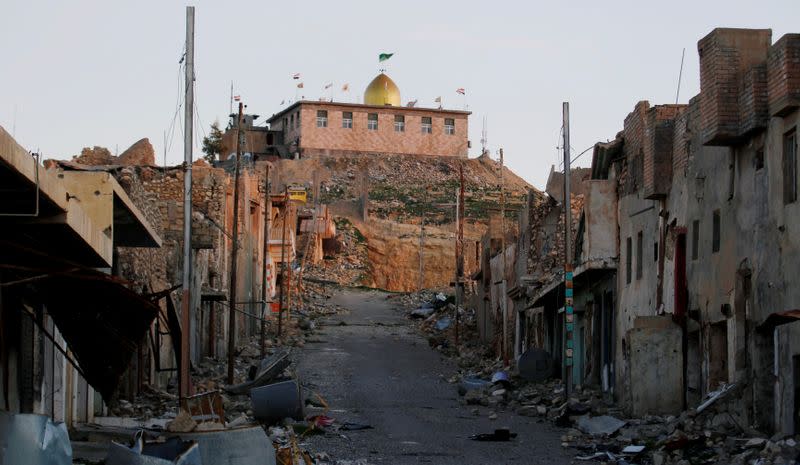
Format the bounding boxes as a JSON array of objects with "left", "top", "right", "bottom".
[{"left": 229, "top": 81, "right": 233, "bottom": 116}]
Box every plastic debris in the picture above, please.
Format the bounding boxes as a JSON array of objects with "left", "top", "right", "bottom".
[
  {"left": 576, "top": 414, "right": 626, "bottom": 436},
  {"left": 469, "top": 428, "right": 517, "bottom": 441}
]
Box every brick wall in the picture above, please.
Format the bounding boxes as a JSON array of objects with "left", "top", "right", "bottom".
[
  {"left": 739, "top": 64, "right": 769, "bottom": 136},
  {"left": 277, "top": 102, "right": 469, "bottom": 158},
  {"left": 767, "top": 34, "right": 800, "bottom": 117},
  {"left": 698, "top": 28, "right": 771, "bottom": 145}
]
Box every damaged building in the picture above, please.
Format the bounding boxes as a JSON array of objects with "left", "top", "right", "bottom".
[{"left": 479, "top": 27, "right": 800, "bottom": 436}]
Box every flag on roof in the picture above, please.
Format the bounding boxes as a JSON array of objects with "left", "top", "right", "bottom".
[
  {"left": 297, "top": 82, "right": 304, "bottom": 89},
  {"left": 342, "top": 83, "right": 349, "bottom": 92},
  {"left": 378, "top": 52, "right": 394, "bottom": 62},
  {"left": 280, "top": 100, "right": 285, "bottom": 105},
  {"left": 233, "top": 95, "right": 241, "bottom": 101},
  {"left": 324, "top": 83, "right": 333, "bottom": 89},
  {"left": 456, "top": 88, "right": 465, "bottom": 95},
  {"left": 292, "top": 73, "right": 301, "bottom": 80},
  {"left": 434, "top": 96, "right": 442, "bottom": 103}
]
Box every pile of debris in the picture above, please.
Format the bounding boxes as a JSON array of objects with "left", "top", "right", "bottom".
[
  {"left": 304, "top": 217, "right": 369, "bottom": 287},
  {"left": 455, "top": 375, "right": 799, "bottom": 464}
]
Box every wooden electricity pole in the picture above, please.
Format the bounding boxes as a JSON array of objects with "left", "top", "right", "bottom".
[
  {"left": 226, "top": 101, "right": 244, "bottom": 385},
  {"left": 277, "top": 187, "right": 288, "bottom": 338},
  {"left": 418, "top": 186, "right": 427, "bottom": 292},
  {"left": 179, "top": 5, "right": 195, "bottom": 400},
  {"left": 455, "top": 164, "right": 465, "bottom": 347},
  {"left": 260, "top": 163, "right": 271, "bottom": 357},
  {"left": 563, "top": 102, "right": 574, "bottom": 395},
  {"left": 499, "top": 148, "right": 508, "bottom": 368}
]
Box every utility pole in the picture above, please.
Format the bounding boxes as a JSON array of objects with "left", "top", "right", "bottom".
[
  {"left": 418, "top": 186, "right": 428, "bottom": 292},
  {"left": 562, "top": 102, "right": 574, "bottom": 395},
  {"left": 226, "top": 101, "right": 244, "bottom": 385},
  {"left": 179, "top": 5, "right": 195, "bottom": 400},
  {"left": 260, "top": 163, "right": 271, "bottom": 357},
  {"left": 456, "top": 164, "right": 465, "bottom": 348},
  {"left": 499, "top": 148, "right": 508, "bottom": 368},
  {"left": 277, "top": 187, "right": 288, "bottom": 338}
]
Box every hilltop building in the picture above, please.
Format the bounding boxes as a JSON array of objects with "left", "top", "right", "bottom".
[{"left": 221, "top": 72, "right": 471, "bottom": 160}]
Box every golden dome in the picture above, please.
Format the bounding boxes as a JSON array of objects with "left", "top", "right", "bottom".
[{"left": 364, "top": 73, "right": 401, "bottom": 106}]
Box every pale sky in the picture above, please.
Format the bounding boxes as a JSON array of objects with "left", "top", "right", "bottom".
[{"left": 2, "top": 0, "right": 797, "bottom": 188}]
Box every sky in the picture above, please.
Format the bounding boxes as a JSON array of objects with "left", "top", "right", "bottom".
[{"left": 1, "top": 1, "right": 798, "bottom": 189}]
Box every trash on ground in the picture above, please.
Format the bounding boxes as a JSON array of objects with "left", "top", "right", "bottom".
[
  {"left": 575, "top": 414, "right": 626, "bottom": 436},
  {"left": 251, "top": 379, "right": 305, "bottom": 424},
  {"left": 0, "top": 411, "right": 72, "bottom": 465},
  {"left": 469, "top": 428, "right": 517, "bottom": 442},
  {"left": 339, "top": 422, "right": 373, "bottom": 431},
  {"left": 434, "top": 317, "right": 452, "bottom": 331},
  {"left": 106, "top": 431, "right": 200, "bottom": 465},
  {"left": 225, "top": 349, "right": 291, "bottom": 395}
]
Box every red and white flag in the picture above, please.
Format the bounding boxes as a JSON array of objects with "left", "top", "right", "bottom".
[
  {"left": 292, "top": 73, "right": 301, "bottom": 80},
  {"left": 233, "top": 95, "right": 241, "bottom": 101},
  {"left": 456, "top": 88, "right": 466, "bottom": 95}
]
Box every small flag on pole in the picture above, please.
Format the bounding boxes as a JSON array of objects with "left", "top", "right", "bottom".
[
  {"left": 233, "top": 95, "right": 241, "bottom": 101},
  {"left": 456, "top": 88, "right": 466, "bottom": 95},
  {"left": 324, "top": 83, "right": 333, "bottom": 89},
  {"left": 378, "top": 52, "right": 394, "bottom": 62},
  {"left": 434, "top": 96, "right": 442, "bottom": 103},
  {"left": 280, "top": 100, "right": 285, "bottom": 105},
  {"left": 292, "top": 73, "right": 301, "bottom": 80},
  {"left": 297, "top": 82, "right": 304, "bottom": 89},
  {"left": 342, "top": 83, "right": 349, "bottom": 92}
]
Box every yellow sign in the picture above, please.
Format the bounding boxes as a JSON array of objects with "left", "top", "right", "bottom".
[{"left": 287, "top": 185, "right": 307, "bottom": 203}]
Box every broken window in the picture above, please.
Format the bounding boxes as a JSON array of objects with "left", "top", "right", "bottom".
[
  {"left": 445, "top": 118, "right": 455, "bottom": 135},
  {"left": 316, "top": 110, "right": 328, "bottom": 128},
  {"left": 394, "top": 115, "right": 405, "bottom": 132},
  {"left": 626, "top": 237, "right": 632, "bottom": 284},
  {"left": 342, "top": 111, "right": 353, "bottom": 129},
  {"left": 754, "top": 148, "right": 764, "bottom": 171},
  {"left": 367, "top": 113, "right": 378, "bottom": 131},
  {"left": 692, "top": 220, "right": 700, "bottom": 260},
  {"left": 636, "top": 231, "right": 643, "bottom": 280},
  {"left": 654, "top": 241, "right": 658, "bottom": 262},
  {"left": 421, "top": 116, "right": 432, "bottom": 134},
  {"left": 712, "top": 210, "right": 720, "bottom": 253},
  {"left": 784, "top": 128, "right": 797, "bottom": 204}
]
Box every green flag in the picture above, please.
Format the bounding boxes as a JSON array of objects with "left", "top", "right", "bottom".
[{"left": 378, "top": 52, "right": 394, "bottom": 62}]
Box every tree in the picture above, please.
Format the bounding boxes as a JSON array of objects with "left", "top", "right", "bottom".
[{"left": 202, "top": 120, "right": 226, "bottom": 163}]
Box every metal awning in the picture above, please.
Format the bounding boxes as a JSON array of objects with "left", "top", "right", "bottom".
[
  {"left": 1, "top": 241, "right": 159, "bottom": 400},
  {"left": 757, "top": 309, "right": 800, "bottom": 332}
]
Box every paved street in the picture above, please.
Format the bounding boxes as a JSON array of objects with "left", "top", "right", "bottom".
[{"left": 294, "top": 288, "right": 573, "bottom": 464}]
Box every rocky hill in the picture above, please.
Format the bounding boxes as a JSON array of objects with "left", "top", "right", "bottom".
[{"left": 271, "top": 152, "right": 542, "bottom": 291}]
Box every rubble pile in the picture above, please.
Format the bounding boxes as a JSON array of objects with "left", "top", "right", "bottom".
[{"left": 304, "top": 217, "right": 370, "bottom": 287}]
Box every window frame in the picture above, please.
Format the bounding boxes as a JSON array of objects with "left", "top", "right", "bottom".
[
  {"left": 367, "top": 113, "right": 378, "bottom": 131},
  {"left": 444, "top": 118, "right": 455, "bottom": 135},
  {"left": 394, "top": 114, "right": 405, "bottom": 133},
  {"left": 342, "top": 111, "right": 353, "bottom": 129},
  {"left": 626, "top": 236, "right": 632, "bottom": 284},
  {"left": 784, "top": 128, "right": 797, "bottom": 204},
  {"left": 421, "top": 116, "right": 432, "bottom": 134},
  {"left": 691, "top": 219, "right": 700, "bottom": 260},
  {"left": 712, "top": 210, "right": 721, "bottom": 253},
  {"left": 316, "top": 110, "right": 328, "bottom": 128},
  {"left": 636, "top": 231, "right": 643, "bottom": 280}
]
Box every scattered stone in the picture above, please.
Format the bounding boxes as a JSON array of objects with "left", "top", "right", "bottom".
[{"left": 166, "top": 410, "right": 197, "bottom": 433}]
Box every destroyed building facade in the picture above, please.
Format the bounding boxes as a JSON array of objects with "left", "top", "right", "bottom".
[{"left": 481, "top": 27, "right": 800, "bottom": 436}]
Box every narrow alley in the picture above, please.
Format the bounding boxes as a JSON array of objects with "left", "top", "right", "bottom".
[{"left": 294, "top": 289, "right": 573, "bottom": 464}]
